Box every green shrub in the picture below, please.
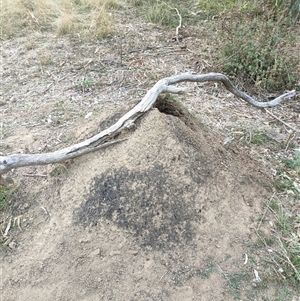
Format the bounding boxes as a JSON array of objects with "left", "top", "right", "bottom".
[
  {"left": 197, "top": 0, "right": 254, "bottom": 14},
  {"left": 217, "top": 13, "right": 298, "bottom": 91}
]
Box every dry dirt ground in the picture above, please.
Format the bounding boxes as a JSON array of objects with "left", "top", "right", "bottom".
[{"left": 1, "top": 9, "right": 300, "bottom": 301}]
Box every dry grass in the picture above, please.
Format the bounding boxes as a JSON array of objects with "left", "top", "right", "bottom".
[{"left": 0, "top": 0, "right": 124, "bottom": 39}]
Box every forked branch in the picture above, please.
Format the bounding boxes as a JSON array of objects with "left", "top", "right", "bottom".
[{"left": 0, "top": 72, "right": 296, "bottom": 176}]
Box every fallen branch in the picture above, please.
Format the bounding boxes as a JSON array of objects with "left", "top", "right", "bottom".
[{"left": 0, "top": 72, "right": 296, "bottom": 176}]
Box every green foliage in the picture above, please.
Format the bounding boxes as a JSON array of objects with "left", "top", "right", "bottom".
[
  {"left": 283, "top": 150, "right": 300, "bottom": 172},
  {"left": 227, "top": 270, "right": 249, "bottom": 299},
  {"left": 0, "top": 186, "right": 12, "bottom": 212},
  {"left": 273, "top": 177, "right": 295, "bottom": 192},
  {"left": 198, "top": 0, "right": 300, "bottom": 24},
  {"left": 199, "top": 258, "right": 215, "bottom": 279},
  {"left": 250, "top": 132, "right": 271, "bottom": 145},
  {"left": 197, "top": 0, "right": 299, "bottom": 92},
  {"left": 0, "top": 196, "right": 8, "bottom": 211},
  {"left": 267, "top": 0, "right": 300, "bottom": 25},
  {"left": 219, "top": 17, "right": 298, "bottom": 91},
  {"left": 268, "top": 198, "right": 300, "bottom": 281},
  {"left": 290, "top": 0, "right": 300, "bottom": 24},
  {"left": 197, "top": 0, "right": 254, "bottom": 14},
  {"left": 76, "top": 77, "right": 93, "bottom": 91},
  {"left": 275, "top": 204, "right": 293, "bottom": 234},
  {"left": 198, "top": 0, "right": 235, "bottom": 13}
]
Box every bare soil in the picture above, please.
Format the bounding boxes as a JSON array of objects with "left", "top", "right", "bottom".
[{"left": 1, "top": 10, "right": 300, "bottom": 301}]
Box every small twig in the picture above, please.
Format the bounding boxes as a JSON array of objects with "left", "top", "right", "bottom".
[
  {"left": 13, "top": 215, "right": 23, "bottom": 231},
  {"left": 244, "top": 253, "right": 248, "bottom": 265},
  {"left": 256, "top": 228, "right": 300, "bottom": 280},
  {"left": 256, "top": 192, "right": 276, "bottom": 231},
  {"left": 84, "top": 59, "right": 93, "bottom": 68},
  {"left": 276, "top": 236, "right": 300, "bottom": 280},
  {"left": 248, "top": 130, "right": 252, "bottom": 144},
  {"left": 253, "top": 269, "right": 262, "bottom": 282},
  {"left": 216, "top": 263, "right": 231, "bottom": 285},
  {"left": 265, "top": 109, "right": 298, "bottom": 132},
  {"left": 4, "top": 217, "right": 12, "bottom": 237},
  {"left": 41, "top": 206, "right": 51, "bottom": 217},
  {"left": 285, "top": 131, "right": 295, "bottom": 151},
  {"left": 158, "top": 271, "right": 168, "bottom": 283},
  {"left": 271, "top": 265, "right": 286, "bottom": 280},
  {"left": 172, "top": 8, "right": 186, "bottom": 49},
  {"left": 42, "top": 82, "right": 53, "bottom": 94},
  {"left": 57, "top": 130, "right": 66, "bottom": 143},
  {"left": 255, "top": 230, "right": 283, "bottom": 268},
  {"left": 24, "top": 173, "right": 47, "bottom": 178},
  {"left": 119, "top": 37, "right": 123, "bottom": 67},
  {"left": 174, "top": 8, "right": 182, "bottom": 39}
]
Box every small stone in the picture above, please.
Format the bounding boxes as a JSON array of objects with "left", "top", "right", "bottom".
[
  {"left": 89, "top": 249, "right": 101, "bottom": 257},
  {"left": 8, "top": 241, "right": 17, "bottom": 249},
  {"left": 79, "top": 238, "right": 90, "bottom": 243},
  {"left": 109, "top": 251, "right": 121, "bottom": 256}
]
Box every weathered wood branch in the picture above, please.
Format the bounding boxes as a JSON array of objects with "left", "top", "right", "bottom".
[{"left": 0, "top": 72, "right": 296, "bottom": 176}]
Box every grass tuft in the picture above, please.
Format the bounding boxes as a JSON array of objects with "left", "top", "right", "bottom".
[
  {"left": 145, "top": 2, "right": 179, "bottom": 26},
  {"left": 283, "top": 150, "right": 300, "bottom": 172},
  {"left": 1, "top": 0, "right": 122, "bottom": 40},
  {"left": 0, "top": 183, "right": 14, "bottom": 212},
  {"left": 266, "top": 196, "right": 300, "bottom": 281}
]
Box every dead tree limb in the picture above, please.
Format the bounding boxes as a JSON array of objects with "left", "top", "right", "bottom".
[{"left": 0, "top": 72, "right": 296, "bottom": 176}]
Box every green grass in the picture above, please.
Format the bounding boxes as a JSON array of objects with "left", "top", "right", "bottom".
[
  {"left": 227, "top": 126, "right": 300, "bottom": 285},
  {"left": 198, "top": 0, "right": 299, "bottom": 92},
  {"left": 145, "top": 2, "right": 180, "bottom": 26},
  {"left": 226, "top": 270, "right": 249, "bottom": 299},
  {"left": 76, "top": 77, "right": 94, "bottom": 91},
  {"left": 218, "top": 17, "right": 298, "bottom": 91},
  {"left": 229, "top": 128, "right": 274, "bottom": 146},
  {"left": 264, "top": 197, "right": 300, "bottom": 281},
  {"left": 140, "top": 0, "right": 190, "bottom": 27},
  {"left": 198, "top": 0, "right": 255, "bottom": 15},
  {"left": 0, "top": 183, "right": 15, "bottom": 212},
  {"left": 283, "top": 150, "right": 300, "bottom": 172},
  {"left": 0, "top": 188, "right": 9, "bottom": 211},
  {"left": 200, "top": 258, "right": 215, "bottom": 279},
  {"left": 273, "top": 173, "right": 300, "bottom": 199}
]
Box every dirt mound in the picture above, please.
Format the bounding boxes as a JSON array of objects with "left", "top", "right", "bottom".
[{"left": 2, "top": 104, "right": 272, "bottom": 300}]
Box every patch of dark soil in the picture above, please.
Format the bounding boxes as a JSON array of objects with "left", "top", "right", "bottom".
[{"left": 74, "top": 164, "right": 206, "bottom": 250}]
